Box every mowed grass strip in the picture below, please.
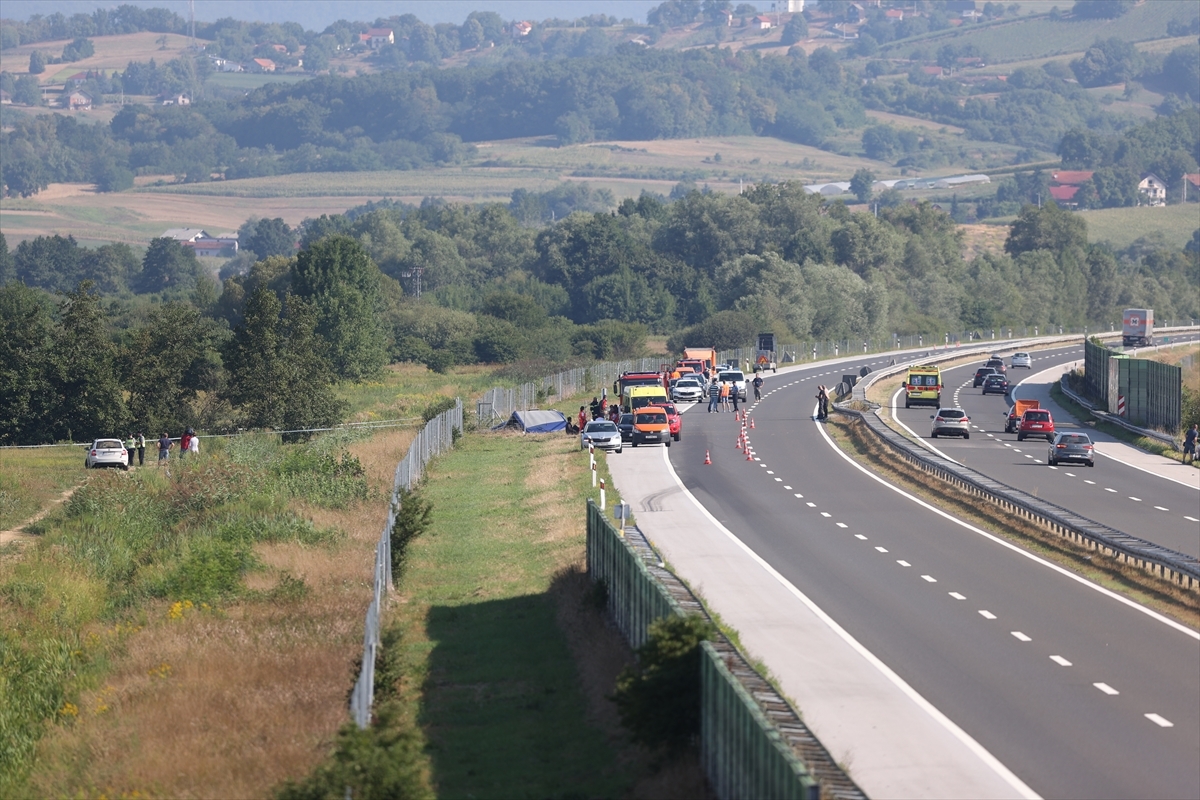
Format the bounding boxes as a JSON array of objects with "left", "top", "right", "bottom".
[{"left": 394, "top": 430, "right": 632, "bottom": 797}]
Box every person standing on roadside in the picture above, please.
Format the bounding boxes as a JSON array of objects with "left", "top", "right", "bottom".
[
  {"left": 136, "top": 432, "right": 146, "bottom": 466},
  {"left": 719, "top": 380, "right": 730, "bottom": 412},
  {"left": 731, "top": 383, "right": 740, "bottom": 414},
  {"left": 815, "top": 385, "right": 829, "bottom": 420},
  {"left": 179, "top": 429, "right": 192, "bottom": 462},
  {"left": 188, "top": 432, "right": 200, "bottom": 458},
  {"left": 1184, "top": 423, "right": 1198, "bottom": 464},
  {"left": 708, "top": 380, "right": 720, "bottom": 412},
  {"left": 752, "top": 373, "right": 764, "bottom": 402},
  {"left": 578, "top": 405, "right": 588, "bottom": 432},
  {"left": 158, "top": 432, "right": 172, "bottom": 465},
  {"left": 125, "top": 434, "right": 136, "bottom": 467}
]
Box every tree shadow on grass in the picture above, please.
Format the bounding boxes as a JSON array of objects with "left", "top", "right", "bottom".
[{"left": 420, "top": 589, "right": 630, "bottom": 799}]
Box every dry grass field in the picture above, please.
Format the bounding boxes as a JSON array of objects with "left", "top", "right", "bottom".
[{"left": 0, "top": 32, "right": 197, "bottom": 81}]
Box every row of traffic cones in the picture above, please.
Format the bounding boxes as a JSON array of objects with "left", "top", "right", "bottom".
[{"left": 708, "top": 415, "right": 756, "bottom": 464}]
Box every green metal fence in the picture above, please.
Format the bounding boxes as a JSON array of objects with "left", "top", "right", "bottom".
[
  {"left": 1084, "top": 337, "right": 1111, "bottom": 405},
  {"left": 701, "top": 641, "right": 818, "bottom": 800},
  {"left": 586, "top": 500, "right": 823, "bottom": 800},
  {"left": 1109, "top": 356, "right": 1183, "bottom": 433}
]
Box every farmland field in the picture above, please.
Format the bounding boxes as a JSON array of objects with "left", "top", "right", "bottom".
[
  {"left": 1079, "top": 204, "right": 1199, "bottom": 250},
  {"left": 878, "top": 1, "right": 1196, "bottom": 62},
  {"left": 0, "top": 32, "right": 198, "bottom": 80}
]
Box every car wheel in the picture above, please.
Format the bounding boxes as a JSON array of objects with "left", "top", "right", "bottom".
[
  {"left": 665, "top": 439, "right": 671, "bottom": 448},
  {"left": 631, "top": 441, "right": 638, "bottom": 448},
  {"left": 1017, "top": 434, "right": 1025, "bottom": 441},
  {"left": 1087, "top": 461, "right": 1094, "bottom": 467},
  {"left": 615, "top": 446, "right": 622, "bottom": 454},
  {"left": 904, "top": 400, "right": 910, "bottom": 409},
  {"left": 1048, "top": 457, "right": 1056, "bottom": 466},
  {"left": 1047, "top": 435, "right": 1055, "bottom": 442},
  {"left": 673, "top": 432, "right": 680, "bottom": 441},
  {"left": 964, "top": 433, "right": 969, "bottom": 439},
  {"left": 931, "top": 432, "right": 938, "bottom": 438}
]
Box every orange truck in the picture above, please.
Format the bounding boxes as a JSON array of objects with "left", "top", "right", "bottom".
[
  {"left": 683, "top": 347, "right": 718, "bottom": 374},
  {"left": 1004, "top": 399, "right": 1039, "bottom": 434}
]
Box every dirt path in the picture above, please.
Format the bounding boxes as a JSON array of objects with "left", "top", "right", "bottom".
[{"left": 0, "top": 484, "right": 79, "bottom": 545}]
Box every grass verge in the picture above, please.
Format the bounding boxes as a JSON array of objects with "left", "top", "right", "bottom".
[
  {"left": 0, "top": 446, "right": 85, "bottom": 533},
  {"left": 826, "top": 414, "right": 1199, "bottom": 629},
  {"left": 283, "top": 429, "right": 709, "bottom": 798}
]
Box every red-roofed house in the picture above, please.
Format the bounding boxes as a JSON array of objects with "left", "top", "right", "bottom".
[
  {"left": 359, "top": 28, "right": 394, "bottom": 48},
  {"left": 1184, "top": 173, "right": 1200, "bottom": 201},
  {"left": 754, "top": 15, "right": 774, "bottom": 29},
  {"left": 512, "top": 21, "right": 533, "bottom": 37},
  {"left": 1051, "top": 171, "right": 1093, "bottom": 185},
  {"left": 885, "top": 8, "right": 904, "bottom": 20},
  {"left": 1048, "top": 185, "right": 1080, "bottom": 205},
  {"left": 922, "top": 65, "right": 945, "bottom": 78},
  {"left": 250, "top": 58, "right": 276, "bottom": 72}
]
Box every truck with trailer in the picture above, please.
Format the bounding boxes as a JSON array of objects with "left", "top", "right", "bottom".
[
  {"left": 1004, "top": 399, "right": 1039, "bottom": 434},
  {"left": 1122, "top": 308, "right": 1154, "bottom": 347}
]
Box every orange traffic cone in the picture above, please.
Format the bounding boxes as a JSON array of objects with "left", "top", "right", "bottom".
[
  {"left": 749, "top": 417, "right": 755, "bottom": 429},
  {"left": 704, "top": 449, "right": 712, "bottom": 465},
  {"left": 736, "top": 435, "right": 742, "bottom": 449},
  {"left": 745, "top": 446, "right": 754, "bottom": 461}
]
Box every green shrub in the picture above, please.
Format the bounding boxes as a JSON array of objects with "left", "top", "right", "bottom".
[
  {"left": 420, "top": 395, "right": 457, "bottom": 422},
  {"left": 390, "top": 488, "right": 432, "bottom": 582},
  {"left": 154, "top": 539, "right": 257, "bottom": 603},
  {"left": 612, "top": 614, "right": 715, "bottom": 755}
]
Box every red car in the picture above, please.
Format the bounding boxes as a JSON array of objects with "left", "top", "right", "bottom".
[
  {"left": 1017, "top": 409, "right": 1055, "bottom": 442},
  {"left": 652, "top": 403, "right": 682, "bottom": 442}
]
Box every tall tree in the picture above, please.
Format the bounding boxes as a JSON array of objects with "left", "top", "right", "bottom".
[
  {"left": 1004, "top": 202, "right": 1088, "bottom": 258},
  {"left": 14, "top": 235, "right": 82, "bottom": 293},
  {"left": 137, "top": 237, "right": 201, "bottom": 293},
  {"left": 290, "top": 235, "right": 386, "bottom": 380},
  {"left": 850, "top": 168, "right": 876, "bottom": 204},
  {"left": 239, "top": 217, "right": 296, "bottom": 259},
  {"left": 0, "top": 232, "right": 11, "bottom": 285},
  {"left": 0, "top": 282, "right": 55, "bottom": 444},
  {"left": 48, "top": 282, "right": 127, "bottom": 442}
]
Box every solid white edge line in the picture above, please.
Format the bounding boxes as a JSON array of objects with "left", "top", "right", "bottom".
[
  {"left": 811, "top": 404, "right": 1199, "bottom": 640},
  {"left": 658, "top": 440, "right": 1042, "bottom": 800},
  {"left": 1012, "top": 365, "right": 1199, "bottom": 491},
  {"left": 890, "top": 385, "right": 962, "bottom": 464}
]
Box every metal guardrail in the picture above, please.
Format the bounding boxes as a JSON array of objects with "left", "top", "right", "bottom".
[
  {"left": 349, "top": 399, "right": 463, "bottom": 729},
  {"left": 586, "top": 500, "right": 864, "bottom": 800},
  {"left": 832, "top": 385, "right": 1200, "bottom": 592}
]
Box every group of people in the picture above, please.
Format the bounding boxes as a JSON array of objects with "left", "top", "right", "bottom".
[
  {"left": 706, "top": 380, "right": 741, "bottom": 413},
  {"left": 815, "top": 385, "right": 830, "bottom": 420},
  {"left": 123, "top": 428, "right": 200, "bottom": 466}
]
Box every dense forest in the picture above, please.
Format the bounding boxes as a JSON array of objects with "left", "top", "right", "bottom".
[{"left": 3, "top": 179, "right": 1197, "bottom": 444}]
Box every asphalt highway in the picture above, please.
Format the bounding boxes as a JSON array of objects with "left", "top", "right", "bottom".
[
  {"left": 665, "top": 350, "right": 1200, "bottom": 799},
  {"left": 888, "top": 339, "right": 1200, "bottom": 558}
]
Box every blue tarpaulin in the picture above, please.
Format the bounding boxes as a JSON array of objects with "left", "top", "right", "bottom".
[{"left": 492, "top": 409, "right": 568, "bottom": 434}]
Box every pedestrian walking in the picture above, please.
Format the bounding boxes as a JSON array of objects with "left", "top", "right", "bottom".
[
  {"left": 136, "top": 432, "right": 146, "bottom": 466},
  {"left": 708, "top": 380, "right": 720, "bottom": 412},
  {"left": 752, "top": 373, "right": 763, "bottom": 401},
  {"left": 158, "top": 432, "right": 172, "bottom": 465},
  {"left": 125, "top": 434, "right": 136, "bottom": 466},
  {"left": 1184, "top": 423, "right": 1198, "bottom": 464},
  {"left": 731, "top": 385, "right": 740, "bottom": 414},
  {"left": 816, "top": 385, "right": 829, "bottom": 420}
]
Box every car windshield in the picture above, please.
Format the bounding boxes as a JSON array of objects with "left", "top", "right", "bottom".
[
  {"left": 586, "top": 422, "right": 617, "bottom": 433},
  {"left": 937, "top": 410, "right": 965, "bottom": 418},
  {"left": 718, "top": 371, "right": 744, "bottom": 381},
  {"left": 95, "top": 439, "right": 123, "bottom": 448},
  {"left": 677, "top": 377, "right": 701, "bottom": 385},
  {"left": 986, "top": 375, "right": 1005, "bottom": 382},
  {"left": 638, "top": 413, "right": 667, "bottom": 424},
  {"left": 619, "top": 415, "right": 633, "bottom": 424},
  {"left": 1060, "top": 434, "right": 1090, "bottom": 444},
  {"left": 1015, "top": 353, "right": 1029, "bottom": 358},
  {"left": 977, "top": 368, "right": 994, "bottom": 374},
  {"left": 657, "top": 404, "right": 677, "bottom": 414}
]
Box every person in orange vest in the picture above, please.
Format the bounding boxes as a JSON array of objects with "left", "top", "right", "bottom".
[{"left": 719, "top": 381, "right": 730, "bottom": 412}]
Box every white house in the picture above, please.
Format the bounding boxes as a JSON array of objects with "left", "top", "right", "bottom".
[
  {"left": 786, "top": 0, "right": 806, "bottom": 11},
  {"left": 1137, "top": 172, "right": 1166, "bottom": 206},
  {"left": 359, "top": 28, "right": 394, "bottom": 48}
]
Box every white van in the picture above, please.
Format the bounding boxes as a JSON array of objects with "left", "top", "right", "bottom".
[{"left": 718, "top": 369, "right": 747, "bottom": 401}]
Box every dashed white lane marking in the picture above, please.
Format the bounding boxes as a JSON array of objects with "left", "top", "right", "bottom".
[
  {"left": 760, "top": 464, "right": 768, "bottom": 468},
  {"left": 1013, "top": 449, "right": 1022, "bottom": 453},
  {"left": 1064, "top": 472, "right": 1076, "bottom": 477},
  {"left": 875, "top": 546, "right": 889, "bottom": 553},
  {"left": 1145, "top": 713, "right": 1174, "bottom": 728},
  {"left": 897, "top": 560, "right": 911, "bottom": 567},
  {"left": 806, "top": 502, "right": 816, "bottom": 507},
  {"left": 1085, "top": 480, "right": 1096, "bottom": 485},
  {"left": 1104, "top": 488, "right": 1117, "bottom": 493},
  {"left": 1011, "top": 631, "right": 1032, "bottom": 642},
  {"left": 1049, "top": 655, "right": 1072, "bottom": 666},
  {"left": 1185, "top": 516, "right": 1199, "bottom": 523},
  {"left": 855, "top": 534, "right": 868, "bottom": 540},
  {"left": 949, "top": 592, "right": 966, "bottom": 599},
  {"left": 1094, "top": 682, "right": 1119, "bottom": 696},
  {"left": 820, "top": 511, "right": 831, "bottom": 517},
  {"left": 774, "top": 477, "right": 783, "bottom": 482},
  {"left": 1154, "top": 506, "right": 1169, "bottom": 511},
  {"left": 1048, "top": 466, "right": 1058, "bottom": 470},
  {"left": 794, "top": 493, "right": 804, "bottom": 498},
  {"left": 1129, "top": 496, "right": 1141, "bottom": 502},
  {"left": 979, "top": 610, "right": 997, "bottom": 620},
  {"left": 766, "top": 470, "right": 775, "bottom": 474},
  {"left": 836, "top": 522, "right": 848, "bottom": 528},
  {"left": 784, "top": 485, "right": 793, "bottom": 490}
]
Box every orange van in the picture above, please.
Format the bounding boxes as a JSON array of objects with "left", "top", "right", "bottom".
[{"left": 631, "top": 407, "right": 672, "bottom": 447}]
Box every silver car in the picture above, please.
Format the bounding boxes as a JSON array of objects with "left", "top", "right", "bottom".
[
  {"left": 85, "top": 438, "right": 129, "bottom": 470},
  {"left": 581, "top": 420, "right": 623, "bottom": 453},
  {"left": 672, "top": 376, "right": 705, "bottom": 403},
  {"left": 1047, "top": 432, "right": 1094, "bottom": 466},
  {"left": 930, "top": 408, "right": 970, "bottom": 439},
  {"left": 1011, "top": 352, "right": 1032, "bottom": 369}
]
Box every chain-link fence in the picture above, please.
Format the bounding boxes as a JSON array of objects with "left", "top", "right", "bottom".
[{"left": 349, "top": 399, "right": 463, "bottom": 729}]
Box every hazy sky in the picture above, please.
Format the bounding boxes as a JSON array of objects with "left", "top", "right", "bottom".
[{"left": 3, "top": 1, "right": 667, "bottom": 28}]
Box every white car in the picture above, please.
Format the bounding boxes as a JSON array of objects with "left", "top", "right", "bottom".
[
  {"left": 717, "top": 369, "right": 747, "bottom": 401},
  {"left": 85, "top": 438, "right": 129, "bottom": 470},
  {"left": 1011, "top": 352, "right": 1032, "bottom": 369},
  {"left": 580, "top": 420, "right": 623, "bottom": 453},
  {"left": 930, "top": 408, "right": 970, "bottom": 439},
  {"left": 672, "top": 376, "right": 705, "bottom": 402}
]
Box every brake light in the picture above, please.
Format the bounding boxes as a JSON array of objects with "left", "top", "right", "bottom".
[
  {"left": 1083, "top": 445, "right": 1092, "bottom": 450},
  {"left": 1056, "top": 444, "right": 1067, "bottom": 448},
  {"left": 90, "top": 450, "right": 97, "bottom": 456}
]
